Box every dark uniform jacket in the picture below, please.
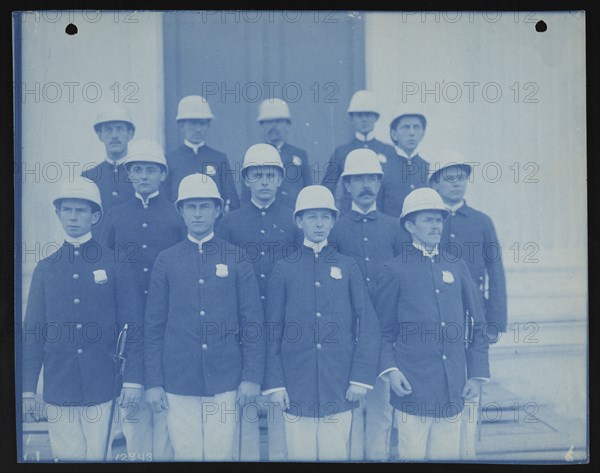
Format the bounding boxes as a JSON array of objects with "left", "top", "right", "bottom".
[
  {"left": 164, "top": 145, "right": 240, "bottom": 212},
  {"left": 264, "top": 243, "right": 381, "bottom": 417},
  {"left": 321, "top": 137, "right": 395, "bottom": 214},
  {"left": 439, "top": 202, "right": 508, "bottom": 331},
  {"left": 144, "top": 236, "right": 265, "bottom": 396},
  {"left": 241, "top": 143, "right": 313, "bottom": 210},
  {"left": 379, "top": 152, "right": 430, "bottom": 218},
  {"left": 376, "top": 246, "right": 490, "bottom": 417},
  {"left": 23, "top": 239, "right": 144, "bottom": 406},
  {"left": 82, "top": 161, "right": 135, "bottom": 237},
  {"left": 329, "top": 209, "right": 407, "bottom": 298},
  {"left": 216, "top": 200, "right": 299, "bottom": 305},
  {"left": 99, "top": 193, "right": 187, "bottom": 300},
  {"left": 82, "top": 161, "right": 134, "bottom": 210}
]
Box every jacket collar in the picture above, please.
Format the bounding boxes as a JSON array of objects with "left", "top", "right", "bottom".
[
  {"left": 135, "top": 191, "right": 160, "bottom": 205},
  {"left": 355, "top": 131, "right": 376, "bottom": 142},
  {"left": 184, "top": 139, "right": 205, "bottom": 154},
  {"left": 65, "top": 232, "right": 93, "bottom": 247}
]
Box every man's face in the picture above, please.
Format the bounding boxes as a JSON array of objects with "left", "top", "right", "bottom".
[
  {"left": 180, "top": 119, "right": 211, "bottom": 144},
  {"left": 405, "top": 211, "right": 444, "bottom": 248},
  {"left": 431, "top": 166, "right": 468, "bottom": 205},
  {"left": 56, "top": 199, "right": 101, "bottom": 238},
  {"left": 179, "top": 198, "right": 221, "bottom": 239},
  {"left": 126, "top": 162, "right": 167, "bottom": 197},
  {"left": 295, "top": 209, "right": 335, "bottom": 243},
  {"left": 391, "top": 116, "right": 425, "bottom": 154},
  {"left": 260, "top": 119, "right": 290, "bottom": 145},
  {"left": 350, "top": 112, "right": 379, "bottom": 135},
  {"left": 343, "top": 174, "right": 381, "bottom": 210},
  {"left": 96, "top": 121, "right": 134, "bottom": 156},
  {"left": 244, "top": 166, "right": 283, "bottom": 205}
]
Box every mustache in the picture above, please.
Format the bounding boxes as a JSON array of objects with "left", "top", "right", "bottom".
[{"left": 359, "top": 190, "right": 376, "bottom": 197}]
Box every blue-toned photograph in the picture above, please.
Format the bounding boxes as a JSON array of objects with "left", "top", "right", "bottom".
[{"left": 14, "top": 10, "right": 587, "bottom": 463}]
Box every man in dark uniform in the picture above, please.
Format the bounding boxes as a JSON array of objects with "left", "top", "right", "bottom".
[
  {"left": 379, "top": 112, "right": 430, "bottom": 218},
  {"left": 328, "top": 148, "right": 406, "bottom": 460},
  {"left": 82, "top": 105, "right": 136, "bottom": 236},
  {"left": 429, "top": 157, "right": 508, "bottom": 459},
  {"left": 264, "top": 185, "right": 381, "bottom": 461},
  {"left": 376, "top": 188, "right": 490, "bottom": 461},
  {"left": 100, "top": 139, "right": 186, "bottom": 461},
  {"left": 217, "top": 143, "right": 298, "bottom": 460},
  {"left": 22, "top": 177, "right": 144, "bottom": 461},
  {"left": 164, "top": 95, "right": 240, "bottom": 213},
  {"left": 321, "top": 90, "right": 394, "bottom": 214},
  {"left": 144, "top": 174, "right": 265, "bottom": 461},
  {"left": 240, "top": 99, "right": 313, "bottom": 209},
  {"left": 429, "top": 158, "right": 508, "bottom": 337}
]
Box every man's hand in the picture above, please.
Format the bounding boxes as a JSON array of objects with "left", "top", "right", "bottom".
[
  {"left": 462, "top": 378, "right": 484, "bottom": 400},
  {"left": 388, "top": 370, "right": 413, "bottom": 397},
  {"left": 345, "top": 384, "right": 368, "bottom": 403},
  {"left": 237, "top": 381, "right": 260, "bottom": 405},
  {"left": 23, "top": 396, "right": 39, "bottom": 422},
  {"left": 119, "top": 386, "right": 142, "bottom": 408},
  {"left": 145, "top": 386, "right": 169, "bottom": 413},
  {"left": 269, "top": 390, "right": 289, "bottom": 411},
  {"left": 486, "top": 325, "right": 502, "bottom": 344}
]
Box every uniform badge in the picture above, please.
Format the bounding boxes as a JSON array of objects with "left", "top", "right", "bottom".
[
  {"left": 330, "top": 266, "right": 342, "bottom": 280},
  {"left": 442, "top": 271, "right": 454, "bottom": 284},
  {"left": 292, "top": 155, "right": 302, "bottom": 166},
  {"left": 205, "top": 165, "right": 217, "bottom": 176},
  {"left": 378, "top": 153, "right": 387, "bottom": 164},
  {"left": 93, "top": 269, "right": 108, "bottom": 284},
  {"left": 216, "top": 264, "right": 229, "bottom": 278}
]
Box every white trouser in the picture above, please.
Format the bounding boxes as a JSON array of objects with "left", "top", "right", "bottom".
[
  {"left": 46, "top": 400, "right": 112, "bottom": 461},
  {"left": 233, "top": 396, "right": 289, "bottom": 461},
  {"left": 166, "top": 391, "right": 237, "bottom": 461},
  {"left": 349, "top": 377, "right": 395, "bottom": 460},
  {"left": 365, "top": 377, "right": 395, "bottom": 460},
  {"left": 285, "top": 410, "right": 352, "bottom": 461},
  {"left": 233, "top": 400, "right": 261, "bottom": 460},
  {"left": 395, "top": 409, "right": 462, "bottom": 461},
  {"left": 121, "top": 399, "right": 174, "bottom": 461},
  {"left": 460, "top": 395, "right": 481, "bottom": 460}
]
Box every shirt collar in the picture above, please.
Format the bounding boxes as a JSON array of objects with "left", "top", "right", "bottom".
[
  {"left": 412, "top": 241, "right": 439, "bottom": 258},
  {"left": 185, "top": 139, "right": 205, "bottom": 154},
  {"left": 355, "top": 131, "right": 376, "bottom": 142},
  {"left": 135, "top": 191, "right": 160, "bottom": 205},
  {"left": 188, "top": 232, "right": 214, "bottom": 249},
  {"left": 105, "top": 156, "right": 127, "bottom": 167},
  {"left": 351, "top": 201, "right": 377, "bottom": 215},
  {"left": 267, "top": 140, "right": 285, "bottom": 151},
  {"left": 251, "top": 198, "right": 275, "bottom": 210},
  {"left": 394, "top": 145, "right": 419, "bottom": 160},
  {"left": 304, "top": 238, "right": 328, "bottom": 255},
  {"left": 65, "top": 232, "right": 92, "bottom": 247},
  {"left": 445, "top": 200, "right": 465, "bottom": 213}
]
